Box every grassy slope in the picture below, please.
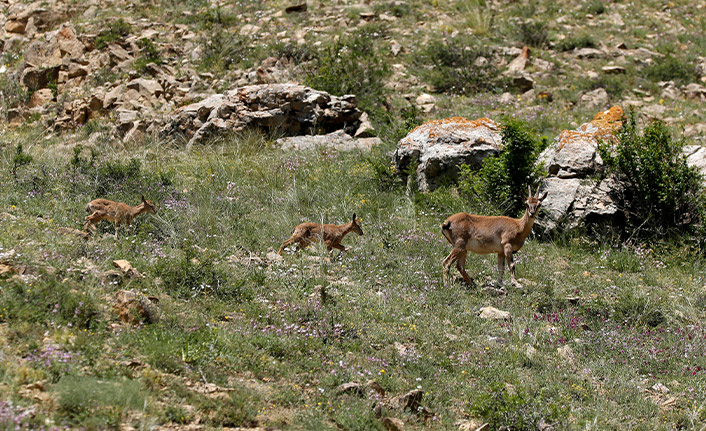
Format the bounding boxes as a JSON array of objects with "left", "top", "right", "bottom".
[
  {"left": 1, "top": 0, "right": 706, "bottom": 429},
  {"left": 0, "top": 127, "right": 705, "bottom": 430}
]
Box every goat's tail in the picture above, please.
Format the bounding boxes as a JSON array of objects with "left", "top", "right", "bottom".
[{"left": 441, "top": 221, "right": 453, "bottom": 244}]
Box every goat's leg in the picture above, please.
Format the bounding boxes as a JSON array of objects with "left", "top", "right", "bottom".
[
  {"left": 443, "top": 247, "right": 471, "bottom": 287},
  {"left": 331, "top": 243, "right": 346, "bottom": 259},
  {"left": 84, "top": 211, "right": 104, "bottom": 233},
  {"left": 497, "top": 253, "right": 505, "bottom": 286},
  {"left": 114, "top": 222, "right": 120, "bottom": 240},
  {"left": 278, "top": 235, "right": 297, "bottom": 255},
  {"left": 503, "top": 243, "right": 521, "bottom": 287},
  {"left": 455, "top": 250, "right": 474, "bottom": 286}
]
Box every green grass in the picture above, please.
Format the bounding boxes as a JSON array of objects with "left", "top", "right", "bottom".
[{"left": 0, "top": 123, "right": 705, "bottom": 430}]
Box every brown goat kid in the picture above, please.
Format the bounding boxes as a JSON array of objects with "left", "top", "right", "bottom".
[
  {"left": 441, "top": 186, "right": 546, "bottom": 287},
  {"left": 278, "top": 214, "right": 363, "bottom": 256},
  {"left": 84, "top": 196, "right": 156, "bottom": 239}
]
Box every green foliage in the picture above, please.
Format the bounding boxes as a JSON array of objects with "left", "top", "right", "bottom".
[
  {"left": 55, "top": 375, "right": 145, "bottom": 430},
  {"left": 644, "top": 55, "right": 699, "bottom": 84},
  {"left": 95, "top": 18, "right": 132, "bottom": 49},
  {"left": 598, "top": 112, "right": 705, "bottom": 235},
  {"left": 556, "top": 33, "right": 597, "bottom": 52},
  {"left": 417, "top": 38, "right": 504, "bottom": 95},
  {"left": 135, "top": 38, "right": 163, "bottom": 73},
  {"left": 516, "top": 20, "right": 550, "bottom": 48},
  {"left": 459, "top": 120, "right": 546, "bottom": 216},
  {"left": 585, "top": 0, "right": 606, "bottom": 15},
  {"left": 471, "top": 384, "right": 560, "bottom": 430},
  {"left": 11, "top": 143, "right": 32, "bottom": 180},
  {"left": 305, "top": 25, "right": 389, "bottom": 118},
  {"left": 198, "top": 30, "right": 253, "bottom": 72},
  {"left": 153, "top": 240, "right": 245, "bottom": 300},
  {"left": 0, "top": 278, "right": 102, "bottom": 331}
]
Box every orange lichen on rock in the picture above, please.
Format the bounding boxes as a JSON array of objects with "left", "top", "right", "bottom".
[
  {"left": 557, "top": 106, "right": 624, "bottom": 151},
  {"left": 408, "top": 117, "right": 499, "bottom": 142}
]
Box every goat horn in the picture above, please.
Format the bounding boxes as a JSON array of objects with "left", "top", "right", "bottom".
[
  {"left": 535, "top": 186, "right": 540, "bottom": 198},
  {"left": 527, "top": 185, "right": 532, "bottom": 198}
]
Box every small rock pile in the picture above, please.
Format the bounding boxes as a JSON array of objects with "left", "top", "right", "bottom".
[{"left": 160, "top": 83, "right": 369, "bottom": 147}]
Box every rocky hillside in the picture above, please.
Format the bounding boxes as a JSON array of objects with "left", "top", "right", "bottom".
[
  {"left": 2, "top": 1, "right": 706, "bottom": 431},
  {"left": 2, "top": 0, "right": 706, "bottom": 143}
]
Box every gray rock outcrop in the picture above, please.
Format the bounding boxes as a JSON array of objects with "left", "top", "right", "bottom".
[
  {"left": 536, "top": 106, "right": 625, "bottom": 233},
  {"left": 160, "top": 84, "right": 364, "bottom": 147},
  {"left": 392, "top": 117, "right": 502, "bottom": 191}
]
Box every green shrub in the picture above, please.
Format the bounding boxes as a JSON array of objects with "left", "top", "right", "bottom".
[
  {"left": 305, "top": 25, "right": 389, "bottom": 118},
  {"left": 598, "top": 112, "right": 705, "bottom": 235},
  {"left": 55, "top": 375, "right": 145, "bottom": 430},
  {"left": 135, "top": 39, "right": 163, "bottom": 73},
  {"left": 11, "top": 143, "right": 32, "bottom": 180},
  {"left": 154, "top": 240, "right": 245, "bottom": 300},
  {"left": 95, "top": 19, "right": 132, "bottom": 49},
  {"left": 644, "top": 55, "right": 699, "bottom": 84},
  {"left": 459, "top": 120, "right": 546, "bottom": 216},
  {"left": 471, "top": 384, "right": 561, "bottom": 430},
  {"left": 556, "top": 33, "right": 597, "bottom": 52},
  {"left": 417, "top": 38, "right": 504, "bottom": 95},
  {"left": 516, "top": 21, "right": 550, "bottom": 48}
]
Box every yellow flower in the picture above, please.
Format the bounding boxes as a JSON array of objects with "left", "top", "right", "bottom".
[{"left": 380, "top": 369, "right": 386, "bottom": 374}]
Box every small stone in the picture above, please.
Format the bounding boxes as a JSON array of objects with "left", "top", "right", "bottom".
[
  {"left": 337, "top": 382, "right": 364, "bottom": 396},
  {"left": 478, "top": 306, "right": 511, "bottom": 320},
  {"left": 29, "top": 88, "right": 54, "bottom": 108},
  {"left": 557, "top": 345, "right": 574, "bottom": 362},
  {"left": 285, "top": 3, "right": 307, "bottom": 13},
  {"left": 382, "top": 417, "right": 405, "bottom": 431},
  {"left": 602, "top": 65, "right": 626, "bottom": 74},
  {"left": 113, "top": 259, "right": 141, "bottom": 278}
]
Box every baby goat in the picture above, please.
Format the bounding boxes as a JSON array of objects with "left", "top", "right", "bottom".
[
  {"left": 84, "top": 195, "right": 156, "bottom": 239},
  {"left": 278, "top": 214, "right": 363, "bottom": 256},
  {"left": 441, "top": 186, "right": 546, "bottom": 287}
]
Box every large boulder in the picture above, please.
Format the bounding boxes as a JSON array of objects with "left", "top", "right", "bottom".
[
  {"left": 160, "top": 84, "right": 364, "bottom": 147},
  {"left": 536, "top": 106, "right": 625, "bottom": 233},
  {"left": 392, "top": 117, "right": 502, "bottom": 191}
]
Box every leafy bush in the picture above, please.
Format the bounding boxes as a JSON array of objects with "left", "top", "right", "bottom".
[
  {"left": 56, "top": 375, "right": 145, "bottom": 429},
  {"left": 556, "top": 33, "right": 597, "bottom": 52},
  {"left": 11, "top": 143, "right": 32, "bottom": 180},
  {"left": 154, "top": 240, "right": 245, "bottom": 300},
  {"left": 417, "top": 38, "right": 504, "bottom": 95},
  {"left": 135, "top": 38, "right": 163, "bottom": 73},
  {"left": 516, "top": 20, "right": 550, "bottom": 48},
  {"left": 95, "top": 19, "right": 132, "bottom": 49},
  {"left": 644, "top": 55, "right": 699, "bottom": 84},
  {"left": 459, "top": 120, "right": 546, "bottom": 216},
  {"left": 305, "top": 25, "right": 389, "bottom": 117},
  {"left": 598, "top": 112, "right": 705, "bottom": 235},
  {"left": 471, "top": 384, "right": 561, "bottom": 430}
]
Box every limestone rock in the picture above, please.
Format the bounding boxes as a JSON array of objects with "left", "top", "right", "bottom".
[
  {"left": 113, "top": 259, "right": 141, "bottom": 278},
  {"left": 29, "top": 88, "right": 54, "bottom": 108},
  {"left": 276, "top": 130, "right": 379, "bottom": 152},
  {"left": 382, "top": 417, "right": 405, "bottom": 431},
  {"left": 392, "top": 117, "right": 502, "bottom": 191},
  {"left": 537, "top": 106, "right": 624, "bottom": 233},
  {"left": 580, "top": 88, "right": 609, "bottom": 108},
  {"left": 478, "top": 306, "right": 511, "bottom": 320},
  {"left": 114, "top": 289, "right": 159, "bottom": 324}
]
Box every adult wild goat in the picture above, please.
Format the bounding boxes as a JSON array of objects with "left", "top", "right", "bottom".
[{"left": 441, "top": 186, "right": 546, "bottom": 287}]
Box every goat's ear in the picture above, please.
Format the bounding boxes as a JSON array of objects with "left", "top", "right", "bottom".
[
  {"left": 352, "top": 213, "right": 357, "bottom": 221},
  {"left": 539, "top": 191, "right": 548, "bottom": 201},
  {"left": 141, "top": 195, "right": 145, "bottom": 202}
]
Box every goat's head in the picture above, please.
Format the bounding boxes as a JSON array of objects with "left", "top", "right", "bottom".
[
  {"left": 141, "top": 195, "right": 157, "bottom": 215},
  {"left": 351, "top": 213, "right": 364, "bottom": 236},
  {"left": 525, "top": 186, "right": 547, "bottom": 218}
]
